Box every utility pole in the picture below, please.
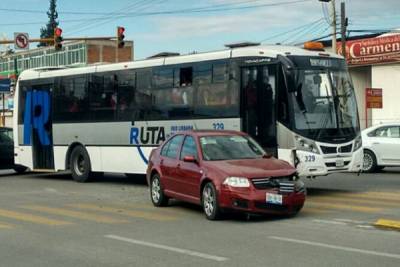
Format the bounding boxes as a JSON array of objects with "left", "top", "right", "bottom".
[
  {"left": 331, "top": 0, "right": 337, "bottom": 54},
  {"left": 319, "top": 0, "right": 337, "bottom": 53},
  {"left": 340, "top": 1, "right": 347, "bottom": 59}
]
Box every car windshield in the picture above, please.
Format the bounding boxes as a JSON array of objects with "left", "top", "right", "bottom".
[{"left": 200, "top": 135, "right": 265, "bottom": 161}]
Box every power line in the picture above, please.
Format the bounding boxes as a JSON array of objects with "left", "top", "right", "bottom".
[
  {"left": 0, "top": 0, "right": 309, "bottom": 16},
  {"left": 259, "top": 18, "right": 324, "bottom": 43},
  {"left": 0, "top": 0, "right": 266, "bottom": 15},
  {"left": 0, "top": 0, "right": 312, "bottom": 27},
  {"left": 293, "top": 25, "right": 330, "bottom": 45},
  {"left": 281, "top": 19, "right": 326, "bottom": 44},
  {"left": 65, "top": 0, "right": 158, "bottom": 35}
]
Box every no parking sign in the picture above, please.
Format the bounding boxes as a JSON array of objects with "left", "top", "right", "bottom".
[{"left": 14, "top": 32, "right": 29, "bottom": 50}]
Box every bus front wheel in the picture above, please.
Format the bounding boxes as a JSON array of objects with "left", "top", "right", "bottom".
[{"left": 70, "top": 146, "right": 92, "bottom": 183}]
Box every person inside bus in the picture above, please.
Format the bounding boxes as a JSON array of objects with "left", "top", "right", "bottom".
[
  {"left": 199, "top": 88, "right": 211, "bottom": 106},
  {"left": 68, "top": 98, "right": 80, "bottom": 113}
]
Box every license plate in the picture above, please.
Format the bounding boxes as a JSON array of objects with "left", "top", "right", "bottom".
[
  {"left": 266, "top": 193, "right": 283, "bottom": 205},
  {"left": 335, "top": 159, "right": 344, "bottom": 167}
]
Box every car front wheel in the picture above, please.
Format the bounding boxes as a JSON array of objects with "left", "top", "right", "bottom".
[
  {"left": 363, "top": 150, "right": 377, "bottom": 173},
  {"left": 150, "top": 173, "right": 169, "bottom": 207},
  {"left": 202, "top": 182, "right": 221, "bottom": 220}
]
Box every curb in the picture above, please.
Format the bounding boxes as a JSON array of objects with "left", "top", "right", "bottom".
[{"left": 374, "top": 219, "right": 400, "bottom": 231}]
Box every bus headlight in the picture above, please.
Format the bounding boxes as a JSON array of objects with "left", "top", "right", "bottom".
[
  {"left": 353, "top": 135, "right": 362, "bottom": 151},
  {"left": 294, "top": 136, "right": 320, "bottom": 154}
]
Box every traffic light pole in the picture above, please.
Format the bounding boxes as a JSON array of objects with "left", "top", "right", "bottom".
[{"left": 0, "top": 37, "right": 116, "bottom": 45}]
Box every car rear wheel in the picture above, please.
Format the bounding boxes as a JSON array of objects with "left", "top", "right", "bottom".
[
  {"left": 202, "top": 182, "right": 221, "bottom": 220},
  {"left": 363, "top": 150, "right": 377, "bottom": 173},
  {"left": 150, "top": 174, "right": 169, "bottom": 207},
  {"left": 70, "top": 146, "right": 92, "bottom": 182}
]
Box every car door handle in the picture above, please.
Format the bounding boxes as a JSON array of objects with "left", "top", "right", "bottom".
[{"left": 372, "top": 142, "right": 380, "bottom": 145}]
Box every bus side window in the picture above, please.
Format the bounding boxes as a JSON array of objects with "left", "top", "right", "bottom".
[
  {"left": 55, "top": 75, "right": 89, "bottom": 122},
  {"left": 117, "top": 70, "right": 136, "bottom": 121},
  {"left": 88, "top": 72, "right": 117, "bottom": 121},
  {"left": 136, "top": 70, "right": 153, "bottom": 120},
  {"left": 180, "top": 67, "right": 192, "bottom": 87}
]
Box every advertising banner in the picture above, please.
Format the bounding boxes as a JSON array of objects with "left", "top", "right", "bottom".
[
  {"left": 339, "top": 34, "right": 400, "bottom": 66},
  {"left": 365, "top": 88, "right": 383, "bottom": 109}
]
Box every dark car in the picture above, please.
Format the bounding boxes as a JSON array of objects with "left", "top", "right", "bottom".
[
  {"left": 0, "top": 127, "right": 27, "bottom": 173},
  {"left": 146, "top": 130, "right": 306, "bottom": 220}
]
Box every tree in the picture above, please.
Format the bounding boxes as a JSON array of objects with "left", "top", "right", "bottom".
[{"left": 38, "top": 0, "right": 59, "bottom": 47}]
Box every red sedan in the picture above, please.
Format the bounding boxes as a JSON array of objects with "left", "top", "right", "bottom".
[{"left": 146, "top": 130, "right": 306, "bottom": 220}]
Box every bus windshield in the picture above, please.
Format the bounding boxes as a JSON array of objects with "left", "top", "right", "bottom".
[{"left": 291, "top": 69, "right": 359, "bottom": 142}]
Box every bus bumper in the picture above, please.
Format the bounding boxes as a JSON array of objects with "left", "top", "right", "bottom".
[{"left": 295, "top": 148, "right": 363, "bottom": 177}]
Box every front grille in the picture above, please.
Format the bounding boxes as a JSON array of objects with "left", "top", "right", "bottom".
[
  {"left": 320, "top": 146, "right": 337, "bottom": 154},
  {"left": 252, "top": 178, "right": 279, "bottom": 190},
  {"left": 325, "top": 161, "right": 350, "bottom": 167},
  {"left": 279, "top": 182, "right": 295, "bottom": 193},
  {"left": 251, "top": 177, "right": 295, "bottom": 194},
  {"left": 339, "top": 144, "right": 353, "bottom": 153}
]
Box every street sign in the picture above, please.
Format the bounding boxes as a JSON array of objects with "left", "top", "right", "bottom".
[
  {"left": 14, "top": 32, "right": 29, "bottom": 50},
  {"left": 366, "top": 88, "right": 383, "bottom": 109},
  {"left": 0, "top": 79, "right": 11, "bottom": 92}
]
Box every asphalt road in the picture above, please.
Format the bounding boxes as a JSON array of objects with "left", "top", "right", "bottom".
[{"left": 0, "top": 169, "right": 399, "bottom": 267}]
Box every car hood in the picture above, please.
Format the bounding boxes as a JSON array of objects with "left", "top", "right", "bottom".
[{"left": 204, "top": 158, "right": 296, "bottom": 179}]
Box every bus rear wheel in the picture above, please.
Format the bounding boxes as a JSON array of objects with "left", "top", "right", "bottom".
[{"left": 70, "top": 146, "right": 92, "bottom": 183}]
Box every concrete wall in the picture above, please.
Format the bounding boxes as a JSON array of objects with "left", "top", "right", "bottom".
[
  {"left": 349, "top": 66, "right": 371, "bottom": 129},
  {"left": 371, "top": 64, "right": 400, "bottom": 125}
]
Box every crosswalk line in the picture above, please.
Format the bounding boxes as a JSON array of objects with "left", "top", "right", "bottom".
[
  {"left": 114, "top": 203, "right": 191, "bottom": 216},
  {"left": 322, "top": 192, "right": 400, "bottom": 202},
  {"left": 306, "top": 202, "right": 383, "bottom": 213},
  {"left": 301, "top": 207, "right": 333, "bottom": 214},
  {"left": 0, "top": 222, "right": 14, "bottom": 229},
  {"left": 361, "top": 191, "right": 400, "bottom": 201},
  {"left": 0, "top": 208, "right": 72, "bottom": 226},
  {"left": 22, "top": 206, "right": 129, "bottom": 224},
  {"left": 68, "top": 204, "right": 177, "bottom": 222},
  {"left": 307, "top": 196, "right": 400, "bottom": 208}
]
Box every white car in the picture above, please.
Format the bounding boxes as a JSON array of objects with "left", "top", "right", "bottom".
[{"left": 362, "top": 123, "right": 400, "bottom": 172}]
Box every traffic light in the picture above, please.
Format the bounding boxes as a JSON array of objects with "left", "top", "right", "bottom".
[
  {"left": 117, "top": 26, "right": 125, "bottom": 48},
  {"left": 54, "top": 27, "right": 63, "bottom": 51}
]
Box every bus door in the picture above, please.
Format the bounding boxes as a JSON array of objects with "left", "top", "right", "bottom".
[
  {"left": 241, "top": 65, "right": 277, "bottom": 156},
  {"left": 25, "top": 84, "right": 55, "bottom": 170}
]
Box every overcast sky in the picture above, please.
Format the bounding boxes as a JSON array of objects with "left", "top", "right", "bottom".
[{"left": 0, "top": 0, "right": 399, "bottom": 59}]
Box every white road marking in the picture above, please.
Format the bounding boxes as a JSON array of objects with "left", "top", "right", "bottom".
[
  {"left": 312, "top": 219, "right": 346, "bottom": 225},
  {"left": 105, "top": 235, "right": 228, "bottom": 262},
  {"left": 269, "top": 236, "right": 400, "bottom": 260},
  {"left": 334, "top": 218, "right": 369, "bottom": 224}
]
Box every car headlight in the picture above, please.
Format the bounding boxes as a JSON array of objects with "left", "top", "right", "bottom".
[
  {"left": 294, "top": 136, "right": 320, "bottom": 154},
  {"left": 223, "top": 177, "right": 250, "bottom": 188},
  {"left": 353, "top": 135, "right": 362, "bottom": 151}
]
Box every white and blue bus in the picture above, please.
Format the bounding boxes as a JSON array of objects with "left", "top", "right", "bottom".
[{"left": 13, "top": 43, "right": 363, "bottom": 182}]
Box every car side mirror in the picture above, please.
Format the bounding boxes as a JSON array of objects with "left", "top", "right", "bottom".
[
  {"left": 183, "top": 155, "right": 197, "bottom": 163},
  {"left": 262, "top": 153, "right": 273, "bottom": 159}
]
